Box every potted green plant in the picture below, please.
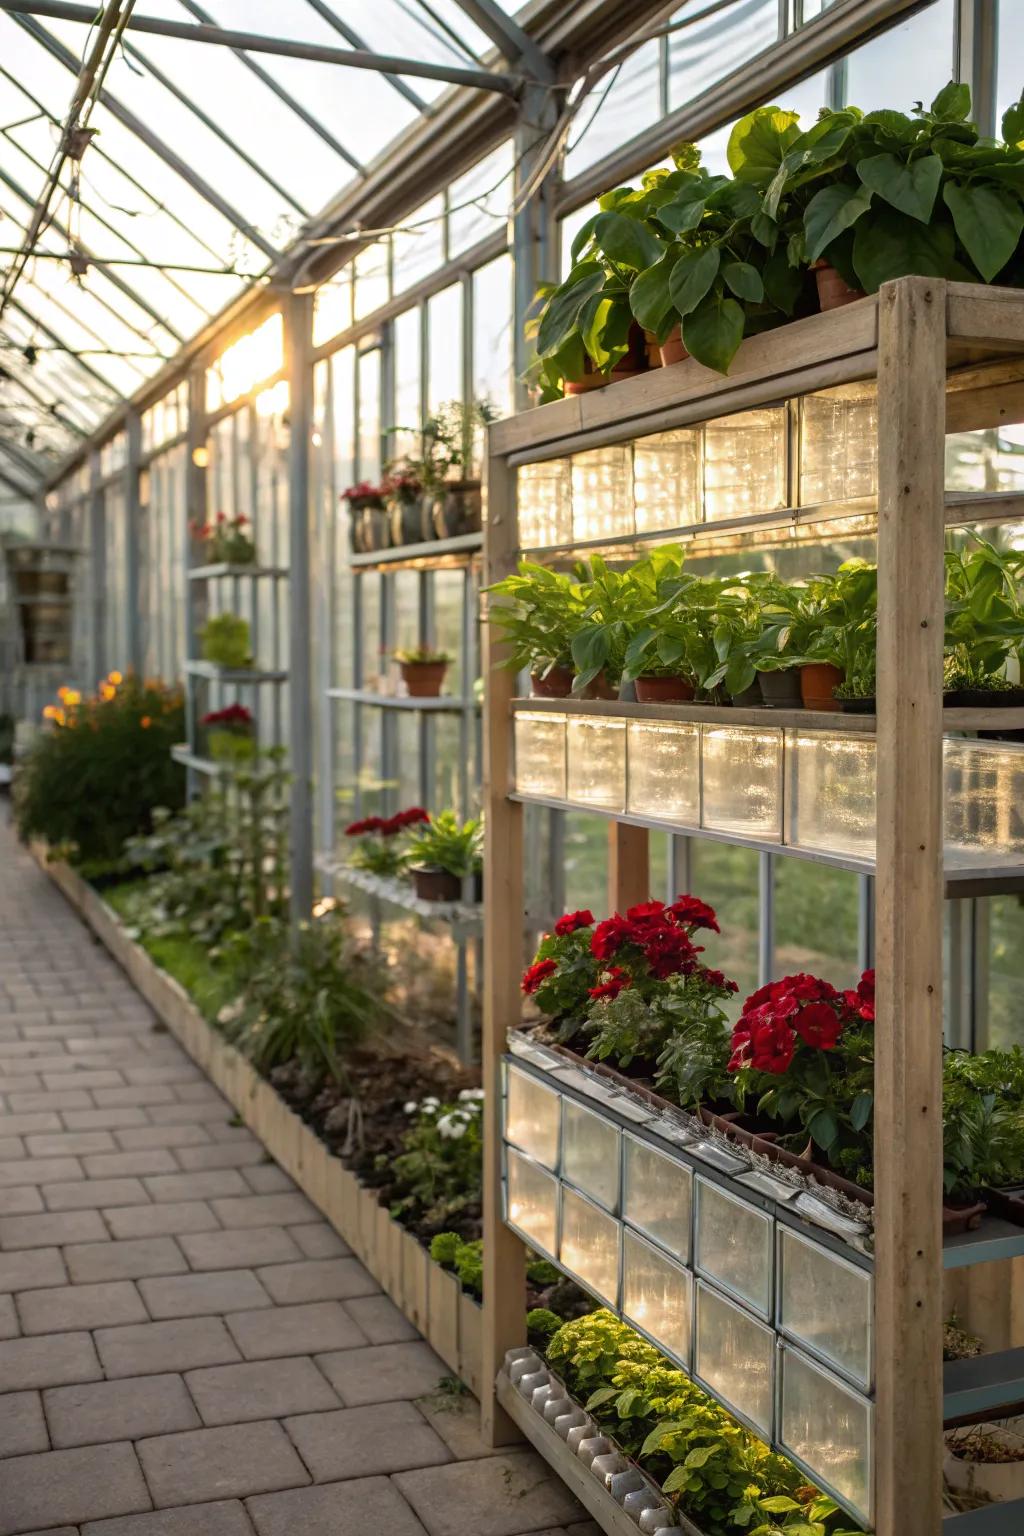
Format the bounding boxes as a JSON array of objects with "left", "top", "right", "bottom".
[
  {"left": 570, "top": 553, "right": 660, "bottom": 699},
  {"left": 390, "top": 401, "right": 499, "bottom": 541},
  {"left": 405, "top": 809, "right": 483, "bottom": 902},
  {"left": 484, "top": 561, "right": 586, "bottom": 697},
  {"left": 944, "top": 537, "right": 1024, "bottom": 705},
  {"left": 340, "top": 481, "right": 389, "bottom": 553},
  {"left": 200, "top": 613, "right": 252, "bottom": 670},
  {"left": 381, "top": 471, "right": 428, "bottom": 547},
  {"left": 202, "top": 703, "right": 256, "bottom": 763},
  {"left": 395, "top": 645, "right": 453, "bottom": 698},
  {"left": 190, "top": 512, "right": 256, "bottom": 566},
  {"left": 344, "top": 807, "right": 429, "bottom": 877}
]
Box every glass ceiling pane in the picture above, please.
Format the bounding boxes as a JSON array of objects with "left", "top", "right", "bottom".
[{"left": 1, "top": 300, "right": 129, "bottom": 404}]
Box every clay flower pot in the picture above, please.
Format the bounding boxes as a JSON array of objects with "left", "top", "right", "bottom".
[
  {"left": 531, "top": 666, "right": 574, "bottom": 698},
  {"left": 400, "top": 660, "right": 448, "bottom": 697},
  {"left": 577, "top": 671, "right": 619, "bottom": 701},
  {"left": 813, "top": 260, "right": 865, "bottom": 311},
  {"left": 410, "top": 865, "right": 462, "bottom": 903},
  {"left": 659, "top": 326, "right": 690, "bottom": 367},
  {"left": 757, "top": 667, "right": 803, "bottom": 709},
  {"left": 800, "top": 662, "right": 844, "bottom": 712},
  {"left": 634, "top": 675, "right": 696, "bottom": 703},
  {"left": 566, "top": 323, "right": 649, "bottom": 394}
]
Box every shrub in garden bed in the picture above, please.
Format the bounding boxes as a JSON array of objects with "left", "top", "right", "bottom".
[{"left": 429, "top": 1230, "right": 593, "bottom": 1328}]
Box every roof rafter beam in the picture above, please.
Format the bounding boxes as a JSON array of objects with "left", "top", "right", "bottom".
[
  {"left": 0, "top": 0, "right": 519, "bottom": 95},
  {"left": 450, "top": 0, "right": 553, "bottom": 78},
  {"left": 0, "top": 360, "right": 90, "bottom": 435},
  {"left": 302, "top": 0, "right": 429, "bottom": 115},
  {"left": 0, "top": 431, "right": 51, "bottom": 476},
  {"left": 4, "top": 290, "right": 131, "bottom": 401},
  {"left": 0, "top": 460, "right": 39, "bottom": 496}
]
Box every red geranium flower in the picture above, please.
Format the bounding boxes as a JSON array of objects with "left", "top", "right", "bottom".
[
  {"left": 843, "top": 968, "right": 875, "bottom": 1022},
  {"left": 669, "top": 894, "right": 720, "bottom": 933},
  {"left": 793, "top": 1000, "right": 844, "bottom": 1050},
  {"left": 748, "top": 1018, "right": 796, "bottom": 1074},
  {"left": 703, "top": 968, "right": 739, "bottom": 994},
  {"left": 591, "top": 914, "right": 632, "bottom": 961},
  {"left": 554, "top": 909, "right": 594, "bottom": 936},
  {"left": 344, "top": 816, "right": 385, "bottom": 836},
  {"left": 643, "top": 926, "right": 697, "bottom": 979},
  {"left": 626, "top": 900, "right": 666, "bottom": 923},
  {"left": 521, "top": 959, "right": 557, "bottom": 995},
  {"left": 588, "top": 966, "right": 630, "bottom": 1001},
  {"left": 393, "top": 806, "right": 430, "bottom": 828}
]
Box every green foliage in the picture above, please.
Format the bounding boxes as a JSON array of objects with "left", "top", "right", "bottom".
[
  {"left": 0, "top": 712, "right": 14, "bottom": 765},
  {"left": 405, "top": 810, "right": 483, "bottom": 878},
  {"left": 394, "top": 646, "right": 453, "bottom": 665},
  {"left": 387, "top": 399, "right": 498, "bottom": 490},
  {"left": 103, "top": 880, "right": 241, "bottom": 1024},
  {"left": 485, "top": 561, "right": 586, "bottom": 677},
  {"left": 429, "top": 1232, "right": 462, "bottom": 1267},
  {"left": 390, "top": 1091, "right": 484, "bottom": 1226},
  {"left": 15, "top": 674, "right": 185, "bottom": 864},
  {"left": 526, "top": 1306, "right": 561, "bottom": 1341},
  {"left": 200, "top": 612, "right": 252, "bottom": 668},
  {"left": 944, "top": 535, "right": 1024, "bottom": 687}
]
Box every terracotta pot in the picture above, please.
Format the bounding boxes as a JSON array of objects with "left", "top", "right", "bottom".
[
  {"left": 643, "top": 330, "right": 662, "bottom": 369},
  {"left": 660, "top": 326, "right": 690, "bottom": 367},
  {"left": 800, "top": 662, "right": 844, "bottom": 712},
  {"left": 400, "top": 660, "right": 448, "bottom": 697},
  {"left": 813, "top": 260, "right": 865, "bottom": 311},
  {"left": 531, "top": 666, "right": 574, "bottom": 698},
  {"left": 411, "top": 865, "right": 462, "bottom": 903},
  {"left": 756, "top": 667, "right": 803, "bottom": 709},
  {"left": 577, "top": 671, "right": 619, "bottom": 701},
  {"left": 431, "top": 480, "right": 482, "bottom": 539},
  {"left": 634, "top": 675, "right": 696, "bottom": 703},
  {"left": 565, "top": 322, "right": 650, "bottom": 394}
]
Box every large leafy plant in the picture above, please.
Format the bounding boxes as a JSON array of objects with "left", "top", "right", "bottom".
[
  {"left": 405, "top": 809, "right": 483, "bottom": 878},
  {"left": 944, "top": 535, "right": 1024, "bottom": 690},
  {"left": 485, "top": 561, "right": 587, "bottom": 679}
]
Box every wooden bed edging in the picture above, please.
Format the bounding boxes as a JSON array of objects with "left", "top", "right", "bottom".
[{"left": 36, "top": 846, "right": 483, "bottom": 1393}]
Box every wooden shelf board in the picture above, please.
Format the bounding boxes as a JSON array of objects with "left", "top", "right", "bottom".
[
  {"left": 510, "top": 696, "right": 1024, "bottom": 733},
  {"left": 349, "top": 531, "right": 482, "bottom": 571},
  {"left": 170, "top": 745, "right": 226, "bottom": 777},
  {"left": 315, "top": 855, "right": 483, "bottom": 936}
]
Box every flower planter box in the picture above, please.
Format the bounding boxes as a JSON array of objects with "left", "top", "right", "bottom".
[{"left": 34, "top": 846, "right": 481, "bottom": 1393}]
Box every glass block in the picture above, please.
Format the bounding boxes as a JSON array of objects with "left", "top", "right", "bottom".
[
  {"left": 694, "top": 1281, "right": 774, "bottom": 1436},
  {"left": 703, "top": 408, "right": 787, "bottom": 523},
  {"left": 562, "top": 1099, "right": 620, "bottom": 1211},
  {"left": 571, "top": 446, "right": 635, "bottom": 543},
  {"left": 627, "top": 720, "right": 699, "bottom": 826},
  {"left": 785, "top": 732, "right": 876, "bottom": 861},
  {"left": 799, "top": 383, "right": 878, "bottom": 505},
  {"left": 633, "top": 429, "right": 701, "bottom": 533},
  {"left": 695, "top": 1178, "right": 772, "bottom": 1316},
  {"left": 505, "top": 1065, "right": 561, "bottom": 1170},
  {"left": 517, "top": 460, "right": 571, "bottom": 548},
  {"left": 622, "top": 1133, "right": 691, "bottom": 1262},
  {"left": 779, "top": 1345, "right": 872, "bottom": 1525},
  {"left": 567, "top": 717, "right": 626, "bottom": 811},
  {"left": 622, "top": 1228, "right": 692, "bottom": 1367},
  {"left": 778, "top": 1228, "right": 872, "bottom": 1390},
  {"left": 560, "top": 1186, "right": 620, "bottom": 1305},
  {"left": 943, "top": 738, "right": 1024, "bottom": 869},
  {"left": 505, "top": 1149, "right": 558, "bottom": 1257},
  {"left": 701, "top": 726, "right": 782, "bottom": 840},
  {"left": 514, "top": 713, "right": 566, "bottom": 799}
]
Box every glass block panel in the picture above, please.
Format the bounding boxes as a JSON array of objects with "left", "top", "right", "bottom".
[
  {"left": 703, "top": 408, "right": 787, "bottom": 522},
  {"left": 560, "top": 1186, "right": 620, "bottom": 1305},
  {"left": 701, "top": 727, "right": 782, "bottom": 840},
  {"left": 622, "top": 1228, "right": 692, "bottom": 1367},
  {"left": 627, "top": 720, "right": 699, "bottom": 826},
  {"left": 571, "top": 447, "right": 635, "bottom": 542},
  {"left": 694, "top": 1281, "right": 774, "bottom": 1436},
  {"left": 779, "top": 1345, "right": 872, "bottom": 1525},
  {"left": 567, "top": 717, "right": 626, "bottom": 811},
  {"left": 944, "top": 739, "right": 1024, "bottom": 869},
  {"left": 514, "top": 713, "right": 566, "bottom": 799},
  {"left": 799, "top": 384, "right": 878, "bottom": 505},
  {"left": 505, "top": 1066, "right": 561, "bottom": 1170},
  {"left": 785, "top": 732, "right": 876, "bottom": 861},
  {"left": 506, "top": 1149, "right": 558, "bottom": 1258},
  {"left": 695, "top": 1178, "right": 772, "bottom": 1315},
  {"left": 778, "top": 1228, "right": 872, "bottom": 1389},
  {"left": 633, "top": 430, "right": 701, "bottom": 533},
  {"left": 622, "top": 1133, "right": 691, "bottom": 1262},
  {"left": 518, "top": 460, "right": 571, "bottom": 548},
  {"left": 562, "top": 1100, "right": 620, "bottom": 1211}
]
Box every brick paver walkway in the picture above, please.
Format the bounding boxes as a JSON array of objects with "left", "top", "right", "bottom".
[{"left": 0, "top": 822, "right": 591, "bottom": 1536}]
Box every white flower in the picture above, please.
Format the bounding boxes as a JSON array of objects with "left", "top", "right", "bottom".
[
  {"left": 458, "top": 1088, "right": 485, "bottom": 1102},
  {"left": 403, "top": 1101, "right": 419, "bottom": 1114},
  {"left": 437, "top": 1113, "right": 468, "bottom": 1140},
  {"left": 421, "top": 1097, "right": 440, "bottom": 1113}
]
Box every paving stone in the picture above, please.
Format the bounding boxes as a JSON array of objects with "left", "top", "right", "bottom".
[
  {"left": 0, "top": 1135, "right": 26, "bottom": 1159},
  {"left": 284, "top": 1400, "right": 451, "bottom": 1481},
  {"left": 42, "top": 1071, "right": 126, "bottom": 1091},
  {"left": 178, "top": 1228, "right": 302, "bottom": 1272},
  {"left": 393, "top": 1452, "right": 584, "bottom": 1536},
  {"left": 44, "top": 1373, "right": 201, "bottom": 1448},
  {"left": 415, "top": 1393, "right": 504, "bottom": 1462},
  {"left": 124, "top": 1066, "right": 202, "bottom": 1086},
  {"left": 82, "top": 1501, "right": 254, "bottom": 1535},
  {"left": 0, "top": 1208, "right": 108, "bottom": 1249},
  {"left": 115, "top": 1125, "right": 211, "bottom": 1151},
  {"left": 246, "top": 1476, "right": 428, "bottom": 1536},
  {"left": 93, "top": 1087, "right": 177, "bottom": 1108},
  {"left": 254, "top": 1256, "right": 377, "bottom": 1306},
  {"left": 204, "top": 1124, "right": 260, "bottom": 1143},
  {"left": 137, "top": 1421, "right": 309, "bottom": 1507},
  {"left": 227, "top": 1300, "right": 365, "bottom": 1359},
  {"left": 288, "top": 1223, "right": 350, "bottom": 1259},
  {"left": 138, "top": 1269, "right": 272, "bottom": 1319},
  {"left": 0, "top": 1441, "right": 152, "bottom": 1535},
  {"left": 185, "top": 1356, "right": 340, "bottom": 1425},
  {"left": 211, "top": 1194, "right": 318, "bottom": 1229},
  {"left": 0, "top": 1185, "right": 45, "bottom": 1214},
  {"left": 8, "top": 1089, "right": 93, "bottom": 1113},
  {"left": 315, "top": 1341, "right": 449, "bottom": 1406},
  {"left": 240, "top": 1166, "right": 294, "bottom": 1195},
  {"left": 0, "top": 1331, "right": 102, "bottom": 1389},
  {"left": 18, "top": 1280, "right": 147, "bottom": 1335},
  {"left": 63, "top": 1108, "right": 151, "bottom": 1131},
  {"left": 65, "top": 1237, "right": 187, "bottom": 1284},
  {"left": 174, "top": 1084, "right": 229, "bottom": 1105},
  {"left": 344, "top": 1292, "right": 420, "bottom": 1344},
  {"left": 83, "top": 1151, "right": 178, "bottom": 1179},
  {"left": 0, "top": 1112, "right": 63, "bottom": 1136},
  {"left": 0, "top": 1291, "right": 19, "bottom": 1337},
  {"left": 104, "top": 1202, "right": 218, "bottom": 1240},
  {"left": 43, "top": 1178, "right": 149, "bottom": 1211},
  {"left": 0, "top": 1157, "right": 83, "bottom": 1187},
  {"left": 174, "top": 1142, "right": 264, "bottom": 1170},
  {"left": 95, "top": 1316, "right": 242, "bottom": 1378},
  {"left": 143, "top": 1171, "right": 248, "bottom": 1203},
  {"left": 26, "top": 1130, "right": 117, "bottom": 1157},
  {"left": 147, "top": 1102, "right": 235, "bottom": 1125},
  {"left": 0, "top": 1389, "right": 48, "bottom": 1456}
]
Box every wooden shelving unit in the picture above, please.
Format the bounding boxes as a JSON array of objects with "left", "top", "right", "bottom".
[{"left": 480, "top": 280, "right": 1024, "bottom": 1536}]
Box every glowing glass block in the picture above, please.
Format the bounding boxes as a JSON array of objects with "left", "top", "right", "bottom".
[
  {"left": 785, "top": 732, "right": 876, "bottom": 861},
  {"left": 622, "top": 1133, "right": 691, "bottom": 1262},
  {"left": 571, "top": 447, "right": 634, "bottom": 543},
  {"left": 626, "top": 720, "right": 699, "bottom": 826},
  {"left": 514, "top": 713, "right": 566, "bottom": 799},
  {"left": 799, "top": 383, "right": 878, "bottom": 506},
  {"left": 504, "top": 1065, "right": 561, "bottom": 1170},
  {"left": 633, "top": 430, "right": 701, "bottom": 533},
  {"left": 622, "top": 1228, "right": 692, "bottom": 1367},
  {"left": 778, "top": 1228, "right": 872, "bottom": 1390},
  {"left": 701, "top": 726, "right": 782, "bottom": 840},
  {"left": 506, "top": 1148, "right": 558, "bottom": 1258},
  {"left": 562, "top": 1099, "right": 620, "bottom": 1211},
  {"left": 560, "top": 1186, "right": 620, "bottom": 1305},
  {"left": 567, "top": 717, "right": 626, "bottom": 811},
  {"left": 703, "top": 408, "right": 787, "bottom": 523},
  {"left": 943, "top": 738, "right": 1024, "bottom": 869},
  {"left": 694, "top": 1281, "right": 774, "bottom": 1437},
  {"left": 779, "top": 1345, "right": 872, "bottom": 1525},
  {"left": 517, "top": 460, "right": 571, "bottom": 548},
  {"left": 695, "top": 1178, "right": 772, "bottom": 1316}
]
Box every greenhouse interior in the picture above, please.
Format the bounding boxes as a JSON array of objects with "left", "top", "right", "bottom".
[{"left": 7, "top": 1, "right": 1024, "bottom": 1534}]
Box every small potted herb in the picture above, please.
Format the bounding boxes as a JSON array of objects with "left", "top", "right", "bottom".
[
  {"left": 389, "top": 401, "right": 498, "bottom": 542},
  {"left": 202, "top": 702, "right": 255, "bottom": 763},
  {"left": 405, "top": 809, "right": 483, "bottom": 902},
  {"left": 395, "top": 645, "right": 453, "bottom": 698},
  {"left": 344, "top": 806, "right": 429, "bottom": 877},
  {"left": 200, "top": 613, "right": 252, "bottom": 670},
  {"left": 340, "top": 482, "right": 389, "bottom": 553},
  {"left": 484, "top": 561, "right": 585, "bottom": 698}
]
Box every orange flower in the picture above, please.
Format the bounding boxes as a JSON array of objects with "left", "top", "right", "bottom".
[
  {"left": 42, "top": 704, "right": 66, "bottom": 726},
  {"left": 63, "top": 688, "right": 81, "bottom": 706},
  {"left": 140, "top": 716, "right": 152, "bottom": 729},
  {"left": 108, "top": 670, "right": 124, "bottom": 686},
  {"left": 99, "top": 682, "right": 116, "bottom": 702}
]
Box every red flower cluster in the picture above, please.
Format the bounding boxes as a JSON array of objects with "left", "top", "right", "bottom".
[
  {"left": 728, "top": 970, "right": 873, "bottom": 1076},
  {"left": 554, "top": 909, "right": 594, "bottom": 936},
  {"left": 584, "top": 896, "right": 730, "bottom": 997},
  {"left": 344, "top": 806, "right": 431, "bottom": 839},
  {"left": 589, "top": 966, "right": 629, "bottom": 1001},
  {"left": 201, "top": 703, "right": 253, "bottom": 728},
  {"left": 521, "top": 959, "right": 557, "bottom": 995},
  {"left": 189, "top": 513, "right": 247, "bottom": 538},
  {"left": 843, "top": 969, "right": 875, "bottom": 1022},
  {"left": 341, "top": 481, "right": 384, "bottom": 501}
]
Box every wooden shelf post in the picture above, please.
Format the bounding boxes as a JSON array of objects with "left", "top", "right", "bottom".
[{"left": 607, "top": 822, "right": 650, "bottom": 912}]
